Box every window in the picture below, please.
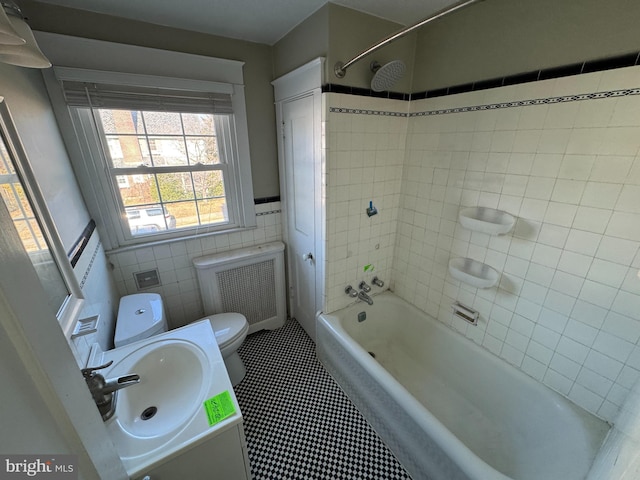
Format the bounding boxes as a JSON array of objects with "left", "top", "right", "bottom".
[
  {"left": 95, "top": 108, "right": 232, "bottom": 237},
  {"left": 0, "top": 98, "right": 83, "bottom": 334},
  {"left": 52, "top": 67, "right": 255, "bottom": 249}
]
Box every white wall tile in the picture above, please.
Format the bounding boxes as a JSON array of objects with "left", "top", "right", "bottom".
[
  {"left": 333, "top": 70, "right": 640, "bottom": 421},
  {"left": 602, "top": 312, "right": 640, "bottom": 343},
  {"left": 551, "top": 179, "right": 585, "bottom": 204},
  {"left": 543, "top": 202, "right": 577, "bottom": 227},
  {"left": 544, "top": 369, "right": 573, "bottom": 395},
  {"left": 557, "top": 250, "right": 593, "bottom": 277},
  {"left": 544, "top": 290, "right": 576, "bottom": 316},
  {"left": 564, "top": 229, "right": 602, "bottom": 256},
  {"left": 527, "top": 340, "right": 554, "bottom": 365},
  {"left": 522, "top": 356, "right": 547, "bottom": 381},
  {"left": 586, "top": 259, "right": 628, "bottom": 288},
  {"left": 558, "top": 155, "right": 595, "bottom": 180},
  {"left": 592, "top": 331, "right": 634, "bottom": 363},
  {"left": 568, "top": 384, "right": 604, "bottom": 414},
  {"left": 525, "top": 177, "right": 556, "bottom": 200},
  {"left": 579, "top": 279, "right": 618, "bottom": 309},
  {"left": 590, "top": 155, "right": 634, "bottom": 183},
  {"left": 596, "top": 236, "right": 639, "bottom": 265},
  {"left": 580, "top": 182, "right": 622, "bottom": 209},
  {"left": 584, "top": 350, "right": 623, "bottom": 381},
  {"left": 571, "top": 299, "right": 608, "bottom": 329},
  {"left": 537, "top": 308, "right": 569, "bottom": 334},
  {"left": 563, "top": 318, "right": 598, "bottom": 347},
  {"left": 572, "top": 206, "right": 612, "bottom": 234},
  {"left": 551, "top": 270, "right": 584, "bottom": 298}
]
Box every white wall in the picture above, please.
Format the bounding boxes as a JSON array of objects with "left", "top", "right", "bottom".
[
  {"left": 324, "top": 65, "right": 640, "bottom": 423},
  {"left": 323, "top": 94, "right": 406, "bottom": 313}
]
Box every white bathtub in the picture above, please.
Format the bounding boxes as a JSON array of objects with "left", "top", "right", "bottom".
[{"left": 316, "top": 292, "right": 610, "bottom": 480}]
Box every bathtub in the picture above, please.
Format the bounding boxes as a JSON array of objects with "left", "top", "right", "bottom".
[{"left": 316, "top": 292, "right": 610, "bottom": 480}]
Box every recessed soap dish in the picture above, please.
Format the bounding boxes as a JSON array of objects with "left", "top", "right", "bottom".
[
  {"left": 459, "top": 207, "right": 515, "bottom": 235},
  {"left": 448, "top": 258, "right": 499, "bottom": 289},
  {"left": 71, "top": 314, "right": 99, "bottom": 338}
]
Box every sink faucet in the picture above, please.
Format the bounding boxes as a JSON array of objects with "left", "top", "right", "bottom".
[
  {"left": 357, "top": 290, "right": 373, "bottom": 305},
  {"left": 81, "top": 361, "right": 140, "bottom": 421}
]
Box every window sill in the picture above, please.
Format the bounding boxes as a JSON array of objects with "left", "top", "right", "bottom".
[{"left": 105, "top": 225, "right": 256, "bottom": 255}]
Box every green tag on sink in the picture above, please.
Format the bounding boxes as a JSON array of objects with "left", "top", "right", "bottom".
[{"left": 203, "top": 390, "right": 236, "bottom": 427}]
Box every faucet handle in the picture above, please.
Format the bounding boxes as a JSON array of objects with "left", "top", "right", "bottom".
[
  {"left": 81, "top": 360, "right": 113, "bottom": 378},
  {"left": 372, "top": 276, "right": 384, "bottom": 288},
  {"left": 359, "top": 281, "right": 371, "bottom": 292},
  {"left": 345, "top": 285, "right": 358, "bottom": 298}
]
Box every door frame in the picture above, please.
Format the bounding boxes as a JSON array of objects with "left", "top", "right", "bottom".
[{"left": 272, "top": 57, "right": 325, "bottom": 326}]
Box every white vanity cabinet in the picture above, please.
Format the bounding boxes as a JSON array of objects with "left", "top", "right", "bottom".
[
  {"left": 88, "top": 322, "right": 252, "bottom": 480},
  {"left": 133, "top": 422, "right": 251, "bottom": 480}
]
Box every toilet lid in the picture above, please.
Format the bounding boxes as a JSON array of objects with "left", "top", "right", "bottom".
[
  {"left": 206, "top": 313, "right": 248, "bottom": 348},
  {"left": 115, "top": 293, "right": 165, "bottom": 347}
]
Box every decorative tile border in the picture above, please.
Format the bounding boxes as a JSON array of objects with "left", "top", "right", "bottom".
[
  {"left": 329, "top": 107, "right": 408, "bottom": 117},
  {"left": 256, "top": 209, "right": 281, "bottom": 217},
  {"left": 412, "top": 87, "right": 640, "bottom": 117},
  {"left": 329, "top": 87, "right": 640, "bottom": 118},
  {"left": 68, "top": 219, "right": 95, "bottom": 268},
  {"left": 79, "top": 241, "right": 101, "bottom": 289}
]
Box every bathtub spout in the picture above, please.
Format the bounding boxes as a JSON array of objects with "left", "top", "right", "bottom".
[{"left": 357, "top": 290, "right": 373, "bottom": 305}]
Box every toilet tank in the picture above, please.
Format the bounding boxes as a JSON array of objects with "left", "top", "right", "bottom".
[
  {"left": 193, "top": 241, "right": 286, "bottom": 334},
  {"left": 114, "top": 293, "right": 168, "bottom": 347}
]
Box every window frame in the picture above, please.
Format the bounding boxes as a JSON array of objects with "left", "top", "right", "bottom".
[
  {"left": 53, "top": 67, "right": 256, "bottom": 249},
  {"left": 89, "top": 109, "right": 240, "bottom": 241},
  {"left": 0, "top": 97, "right": 84, "bottom": 336}
]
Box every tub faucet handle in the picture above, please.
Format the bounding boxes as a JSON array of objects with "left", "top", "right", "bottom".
[
  {"left": 359, "top": 281, "right": 371, "bottom": 292},
  {"left": 372, "top": 277, "right": 384, "bottom": 288},
  {"left": 345, "top": 285, "right": 358, "bottom": 298}
]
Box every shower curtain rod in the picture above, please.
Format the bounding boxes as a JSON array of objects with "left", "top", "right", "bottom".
[{"left": 334, "top": 0, "right": 484, "bottom": 79}]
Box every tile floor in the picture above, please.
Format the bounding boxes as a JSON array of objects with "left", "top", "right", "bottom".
[{"left": 235, "top": 319, "right": 412, "bottom": 480}]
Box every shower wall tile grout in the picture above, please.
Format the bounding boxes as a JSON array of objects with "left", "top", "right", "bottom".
[{"left": 323, "top": 65, "right": 640, "bottom": 423}]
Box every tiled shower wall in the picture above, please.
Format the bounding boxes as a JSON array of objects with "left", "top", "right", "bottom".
[
  {"left": 323, "top": 94, "right": 406, "bottom": 314},
  {"left": 394, "top": 66, "right": 640, "bottom": 422},
  {"left": 107, "top": 202, "right": 282, "bottom": 330}
]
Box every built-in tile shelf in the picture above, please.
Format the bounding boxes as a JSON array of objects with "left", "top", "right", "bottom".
[
  {"left": 459, "top": 207, "right": 515, "bottom": 235},
  {"left": 449, "top": 257, "right": 500, "bottom": 289}
]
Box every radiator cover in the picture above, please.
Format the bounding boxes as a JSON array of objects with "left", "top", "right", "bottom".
[{"left": 193, "top": 241, "right": 286, "bottom": 333}]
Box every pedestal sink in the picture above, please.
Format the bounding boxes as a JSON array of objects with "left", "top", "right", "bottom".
[{"left": 87, "top": 320, "right": 248, "bottom": 478}]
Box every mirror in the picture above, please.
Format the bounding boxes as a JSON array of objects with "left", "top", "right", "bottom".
[{"left": 0, "top": 97, "right": 83, "bottom": 334}]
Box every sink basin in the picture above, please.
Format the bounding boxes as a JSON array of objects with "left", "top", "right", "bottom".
[
  {"left": 88, "top": 320, "right": 241, "bottom": 477},
  {"left": 114, "top": 341, "right": 207, "bottom": 439}
]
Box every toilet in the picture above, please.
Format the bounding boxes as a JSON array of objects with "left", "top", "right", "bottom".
[{"left": 114, "top": 293, "right": 250, "bottom": 386}]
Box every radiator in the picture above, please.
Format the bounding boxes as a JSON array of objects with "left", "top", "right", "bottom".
[{"left": 193, "top": 241, "right": 286, "bottom": 333}]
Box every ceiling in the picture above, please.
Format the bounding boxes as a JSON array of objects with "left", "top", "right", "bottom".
[{"left": 32, "top": 0, "right": 462, "bottom": 45}]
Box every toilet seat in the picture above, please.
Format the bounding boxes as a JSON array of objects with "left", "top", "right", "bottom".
[{"left": 205, "top": 313, "right": 249, "bottom": 349}]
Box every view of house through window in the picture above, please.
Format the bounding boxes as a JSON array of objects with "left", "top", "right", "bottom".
[
  {"left": 0, "top": 138, "right": 47, "bottom": 252},
  {"left": 97, "top": 109, "right": 230, "bottom": 236}
]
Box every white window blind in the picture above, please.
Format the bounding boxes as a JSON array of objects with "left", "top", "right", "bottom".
[
  {"left": 59, "top": 80, "right": 234, "bottom": 114},
  {"left": 48, "top": 66, "right": 256, "bottom": 248}
]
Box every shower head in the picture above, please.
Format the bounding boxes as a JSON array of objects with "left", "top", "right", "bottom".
[{"left": 370, "top": 60, "right": 406, "bottom": 92}]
